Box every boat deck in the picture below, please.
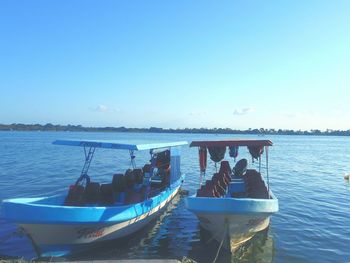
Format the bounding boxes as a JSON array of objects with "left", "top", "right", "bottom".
[
  {"left": 196, "top": 161, "right": 269, "bottom": 200},
  {"left": 63, "top": 163, "right": 172, "bottom": 207}
]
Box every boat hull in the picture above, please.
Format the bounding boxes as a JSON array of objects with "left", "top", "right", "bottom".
[
  {"left": 185, "top": 191, "right": 278, "bottom": 252},
  {"left": 5, "top": 184, "right": 181, "bottom": 257},
  {"left": 197, "top": 213, "right": 270, "bottom": 252}
]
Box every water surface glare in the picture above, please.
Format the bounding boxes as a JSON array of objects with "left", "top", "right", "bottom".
[{"left": 0, "top": 132, "right": 350, "bottom": 263}]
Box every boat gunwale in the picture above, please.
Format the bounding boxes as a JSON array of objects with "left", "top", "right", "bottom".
[
  {"left": 185, "top": 190, "right": 279, "bottom": 215},
  {"left": 2, "top": 178, "right": 183, "bottom": 225}
]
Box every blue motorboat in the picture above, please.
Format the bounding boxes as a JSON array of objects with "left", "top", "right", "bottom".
[
  {"left": 2, "top": 139, "right": 187, "bottom": 257},
  {"left": 185, "top": 139, "right": 278, "bottom": 252}
]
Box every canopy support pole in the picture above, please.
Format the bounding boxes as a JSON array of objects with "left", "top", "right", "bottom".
[
  {"left": 81, "top": 146, "right": 96, "bottom": 177},
  {"left": 199, "top": 171, "right": 205, "bottom": 188},
  {"left": 266, "top": 146, "right": 270, "bottom": 193},
  {"left": 129, "top": 150, "right": 136, "bottom": 169}
]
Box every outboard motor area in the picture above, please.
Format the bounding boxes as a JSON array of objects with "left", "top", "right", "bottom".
[{"left": 153, "top": 149, "right": 170, "bottom": 168}]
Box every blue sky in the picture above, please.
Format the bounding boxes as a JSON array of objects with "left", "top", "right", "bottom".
[{"left": 1, "top": 1, "right": 349, "bottom": 130}]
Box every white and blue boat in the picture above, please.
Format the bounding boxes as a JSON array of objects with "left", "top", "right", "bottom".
[
  {"left": 2, "top": 139, "right": 187, "bottom": 257},
  {"left": 185, "top": 139, "right": 278, "bottom": 252}
]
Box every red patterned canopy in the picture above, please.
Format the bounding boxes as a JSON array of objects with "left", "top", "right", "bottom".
[{"left": 190, "top": 139, "right": 273, "bottom": 148}]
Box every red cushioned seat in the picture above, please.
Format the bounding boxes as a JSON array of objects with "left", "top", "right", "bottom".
[{"left": 219, "top": 160, "right": 231, "bottom": 175}]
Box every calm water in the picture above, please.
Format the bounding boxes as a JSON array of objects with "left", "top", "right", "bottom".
[{"left": 0, "top": 132, "right": 350, "bottom": 263}]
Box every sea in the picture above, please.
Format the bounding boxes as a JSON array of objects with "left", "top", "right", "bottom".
[{"left": 0, "top": 131, "right": 349, "bottom": 263}]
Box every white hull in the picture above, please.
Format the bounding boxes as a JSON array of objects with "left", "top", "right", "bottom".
[
  {"left": 197, "top": 213, "right": 270, "bottom": 252},
  {"left": 20, "top": 187, "right": 180, "bottom": 256}
]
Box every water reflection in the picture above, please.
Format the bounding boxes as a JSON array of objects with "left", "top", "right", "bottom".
[
  {"left": 231, "top": 229, "right": 274, "bottom": 263},
  {"left": 69, "top": 194, "right": 193, "bottom": 260},
  {"left": 1, "top": 193, "right": 274, "bottom": 262},
  {"left": 68, "top": 195, "right": 274, "bottom": 263},
  {"left": 187, "top": 226, "right": 274, "bottom": 263}
]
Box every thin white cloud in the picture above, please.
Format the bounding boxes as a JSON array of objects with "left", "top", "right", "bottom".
[
  {"left": 284, "top": 113, "right": 297, "bottom": 118},
  {"left": 90, "top": 104, "right": 121, "bottom": 113},
  {"left": 282, "top": 110, "right": 317, "bottom": 119},
  {"left": 233, "top": 107, "right": 255, "bottom": 116},
  {"left": 189, "top": 111, "right": 207, "bottom": 117},
  {"left": 93, "top": 105, "right": 108, "bottom": 112}
]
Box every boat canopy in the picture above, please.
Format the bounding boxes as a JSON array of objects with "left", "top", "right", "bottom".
[
  {"left": 53, "top": 139, "right": 188, "bottom": 151},
  {"left": 190, "top": 139, "right": 272, "bottom": 148},
  {"left": 191, "top": 139, "right": 273, "bottom": 191}
]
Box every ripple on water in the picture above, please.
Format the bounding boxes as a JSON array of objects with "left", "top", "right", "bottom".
[{"left": 1, "top": 132, "right": 350, "bottom": 263}]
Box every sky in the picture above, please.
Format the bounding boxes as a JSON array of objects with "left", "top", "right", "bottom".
[{"left": 1, "top": 0, "right": 350, "bottom": 130}]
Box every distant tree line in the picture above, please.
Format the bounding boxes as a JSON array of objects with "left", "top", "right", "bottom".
[{"left": 1, "top": 123, "right": 350, "bottom": 136}]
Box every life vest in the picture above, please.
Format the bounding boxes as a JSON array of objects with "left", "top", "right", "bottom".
[
  {"left": 229, "top": 146, "right": 239, "bottom": 161},
  {"left": 199, "top": 146, "right": 207, "bottom": 172},
  {"left": 208, "top": 146, "right": 226, "bottom": 163},
  {"left": 248, "top": 146, "right": 264, "bottom": 161}
]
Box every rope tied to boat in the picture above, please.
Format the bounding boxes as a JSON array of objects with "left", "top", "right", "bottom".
[{"left": 212, "top": 219, "right": 228, "bottom": 263}]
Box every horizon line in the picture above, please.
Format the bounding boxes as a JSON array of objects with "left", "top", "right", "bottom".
[{"left": 1, "top": 123, "right": 350, "bottom": 135}]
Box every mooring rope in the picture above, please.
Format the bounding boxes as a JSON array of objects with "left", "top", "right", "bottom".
[{"left": 212, "top": 220, "right": 228, "bottom": 263}]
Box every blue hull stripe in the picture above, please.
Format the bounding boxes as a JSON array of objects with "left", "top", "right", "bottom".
[{"left": 2, "top": 178, "right": 183, "bottom": 225}]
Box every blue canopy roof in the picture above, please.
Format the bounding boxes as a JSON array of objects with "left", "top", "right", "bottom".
[{"left": 52, "top": 139, "right": 187, "bottom": 151}]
